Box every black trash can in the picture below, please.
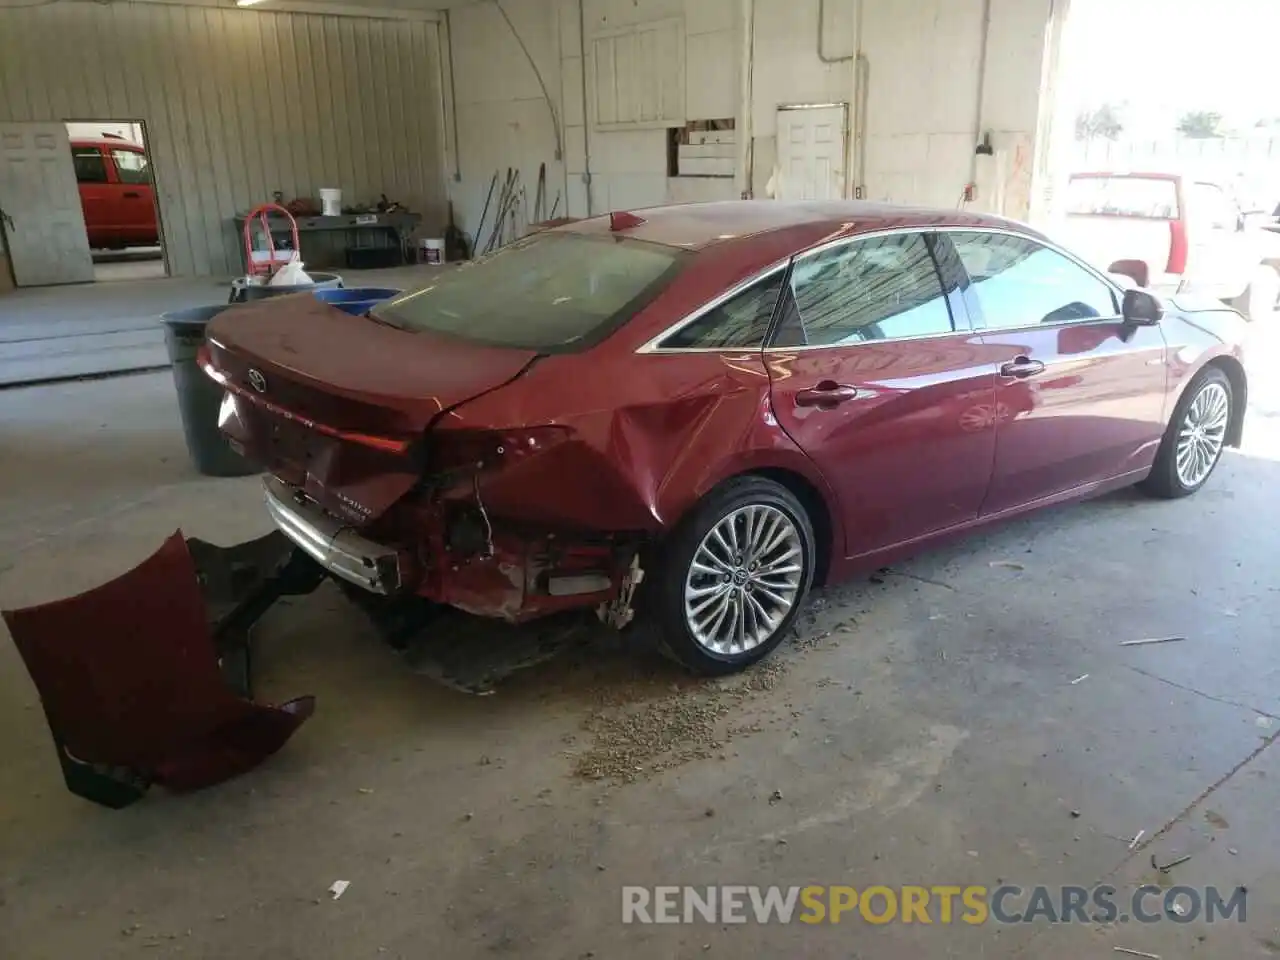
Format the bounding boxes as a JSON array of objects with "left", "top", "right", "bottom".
[
  {"left": 229, "top": 272, "right": 343, "bottom": 303},
  {"left": 161, "top": 305, "right": 259, "bottom": 478}
]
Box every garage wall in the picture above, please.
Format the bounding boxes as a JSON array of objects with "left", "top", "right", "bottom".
[
  {"left": 578, "top": 0, "right": 741, "bottom": 212},
  {"left": 857, "top": 0, "right": 1056, "bottom": 217},
  {"left": 443, "top": 0, "right": 1060, "bottom": 240},
  {"left": 0, "top": 2, "right": 445, "bottom": 278},
  {"left": 446, "top": 0, "right": 741, "bottom": 242},
  {"left": 448, "top": 0, "right": 566, "bottom": 252}
]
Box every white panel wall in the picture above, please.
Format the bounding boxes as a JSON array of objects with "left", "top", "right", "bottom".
[
  {"left": 448, "top": 0, "right": 566, "bottom": 250},
  {"left": 583, "top": 0, "right": 739, "bottom": 213},
  {"left": 750, "top": 0, "right": 859, "bottom": 196},
  {"left": 448, "top": 0, "right": 740, "bottom": 237},
  {"left": 857, "top": 0, "right": 984, "bottom": 208},
  {"left": 751, "top": 0, "right": 1057, "bottom": 221},
  {"left": 0, "top": 3, "right": 445, "bottom": 278},
  {"left": 444, "top": 0, "right": 1060, "bottom": 238}
]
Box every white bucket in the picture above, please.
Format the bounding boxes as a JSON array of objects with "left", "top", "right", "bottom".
[
  {"left": 319, "top": 188, "right": 342, "bottom": 217},
  {"left": 421, "top": 237, "right": 444, "bottom": 265}
]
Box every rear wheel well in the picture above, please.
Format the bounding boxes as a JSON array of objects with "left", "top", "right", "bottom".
[
  {"left": 1203, "top": 356, "right": 1247, "bottom": 447},
  {"left": 748, "top": 468, "right": 834, "bottom": 587}
]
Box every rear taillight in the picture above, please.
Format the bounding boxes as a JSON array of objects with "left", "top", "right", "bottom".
[{"left": 1167, "top": 219, "right": 1188, "bottom": 277}]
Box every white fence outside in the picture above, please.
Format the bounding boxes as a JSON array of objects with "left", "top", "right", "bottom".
[{"left": 1069, "top": 135, "right": 1280, "bottom": 211}]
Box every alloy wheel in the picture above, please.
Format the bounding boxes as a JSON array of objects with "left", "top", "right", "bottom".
[
  {"left": 683, "top": 504, "right": 804, "bottom": 655},
  {"left": 1175, "top": 381, "right": 1230, "bottom": 488}
]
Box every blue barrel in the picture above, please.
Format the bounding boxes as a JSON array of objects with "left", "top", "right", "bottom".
[
  {"left": 312, "top": 287, "right": 403, "bottom": 316},
  {"left": 229, "top": 272, "right": 343, "bottom": 303}
]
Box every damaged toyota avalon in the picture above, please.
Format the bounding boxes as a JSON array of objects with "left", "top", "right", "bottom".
[{"left": 201, "top": 200, "right": 1249, "bottom": 675}]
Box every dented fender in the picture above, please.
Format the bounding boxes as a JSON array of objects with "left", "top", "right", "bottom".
[{"left": 435, "top": 351, "right": 844, "bottom": 550}]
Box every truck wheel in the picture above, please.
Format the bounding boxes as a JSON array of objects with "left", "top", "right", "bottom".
[
  {"left": 653, "top": 476, "right": 815, "bottom": 675},
  {"left": 1231, "top": 265, "right": 1280, "bottom": 321}
]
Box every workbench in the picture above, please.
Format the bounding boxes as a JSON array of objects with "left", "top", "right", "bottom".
[{"left": 233, "top": 210, "right": 422, "bottom": 270}]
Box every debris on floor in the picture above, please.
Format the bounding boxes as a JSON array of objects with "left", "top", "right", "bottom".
[
  {"left": 1128, "top": 829, "right": 1145, "bottom": 850},
  {"left": 1151, "top": 853, "right": 1192, "bottom": 873},
  {"left": 1113, "top": 948, "right": 1161, "bottom": 959},
  {"left": 1070, "top": 674, "right": 1090, "bottom": 685},
  {"left": 569, "top": 658, "right": 786, "bottom": 784},
  {"left": 1119, "top": 636, "right": 1186, "bottom": 647},
  {"left": 329, "top": 881, "right": 350, "bottom": 901},
  {"left": 988, "top": 560, "right": 1026, "bottom": 571}
]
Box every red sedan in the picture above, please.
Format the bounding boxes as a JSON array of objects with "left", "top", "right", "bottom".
[{"left": 203, "top": 201, "right": 1248, "bottom": 675}]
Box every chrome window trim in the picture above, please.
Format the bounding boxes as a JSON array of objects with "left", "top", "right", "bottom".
[
  {"left": 635, "top": 263, "right": 789, "bottom": 354},
  {"left": 635, "top": 224, "right": 1127, "bottom": 355}
]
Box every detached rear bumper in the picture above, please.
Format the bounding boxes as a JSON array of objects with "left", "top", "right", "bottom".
[{"left": 263, "top": 477, "right": 402, "bottom": 595}]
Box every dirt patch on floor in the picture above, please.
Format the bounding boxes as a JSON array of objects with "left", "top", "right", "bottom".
[{"left": 567, "top": 658, "right": 788, "bottom": 783}]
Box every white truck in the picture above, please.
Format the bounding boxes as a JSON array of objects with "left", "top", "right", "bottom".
[{"left": 1055, "top": 171, "right": 1280, "bottom": 320}]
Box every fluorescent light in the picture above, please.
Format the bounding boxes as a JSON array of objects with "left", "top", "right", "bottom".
[{"left": 236, "top": 0, "right": 270, "bottom": 6}]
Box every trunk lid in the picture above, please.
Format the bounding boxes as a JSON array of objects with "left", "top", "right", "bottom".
[
  {"left": 206, "top": 294, "right": 538, "bottom": 435},
  {"left": 204, "top": 295, "right": 538, "bottom": 523}
]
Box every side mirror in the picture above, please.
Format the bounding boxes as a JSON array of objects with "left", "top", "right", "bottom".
[
  {"left": 1122, "top": 288, "right": 1163, "bottom": 325},
  {"left": 1108, "top": 259, "right": 1150, "bottom": 288}
]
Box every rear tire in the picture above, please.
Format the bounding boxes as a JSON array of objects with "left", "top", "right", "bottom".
[
  {"left": 1140, "top": 366, "right": 1233, "bottom": 499},
  {"left": 1230, "top": 265, "right": 1280, "bottom": 321},
  {"left": 652, "top": 476, "right": 815, "bottom": 676}
]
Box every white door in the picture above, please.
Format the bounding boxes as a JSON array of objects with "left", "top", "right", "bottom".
[
  {"left": 0, "top": 123, "right": 94, "bottom": 286},
  {"left": 774, "top": 105, "right": 848, "bottom": 201}
]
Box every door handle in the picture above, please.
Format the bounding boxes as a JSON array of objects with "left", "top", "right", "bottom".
[
  {"left": 999, "top": 356, "right": 1046, "bottom": 379},
  {"left": 795, "top": 381, "right": 860, "bottom": 408},
  {"left": 122, "top": 191, "right": 141, "bottom": 199}
]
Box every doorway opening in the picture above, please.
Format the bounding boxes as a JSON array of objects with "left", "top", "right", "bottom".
[{"left": 64, "top": 119, "right": 168, "bottom": 283}]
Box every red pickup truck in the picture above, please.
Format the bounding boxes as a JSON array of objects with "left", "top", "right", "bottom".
[{"left": 70, "top": 137, "right": 159, "bottom": 249}]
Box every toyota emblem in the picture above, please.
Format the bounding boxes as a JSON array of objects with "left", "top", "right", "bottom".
[{"left": 247, "top": 368, "right": 267, "bottom": 394}]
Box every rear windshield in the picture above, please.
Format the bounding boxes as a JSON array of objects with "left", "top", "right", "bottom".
[
  {"left": 372, "top": 232, "right": 685, "bottom": 351},
  {"left": 1066, "top": 176, "right": 1181, "bottom": 220}
]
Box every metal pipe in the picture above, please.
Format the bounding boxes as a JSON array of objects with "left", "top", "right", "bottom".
[
  {"left": 969, "top": 0, "right": 994, "bottom": 186},
  {"left": 738, "top": 0, "right": 755, "bottom": 197},
  {"left": 578, "top": 0, "right": 593, "bottom": 215},
  {"left": 854, "top": 53, "right": 869, "bottom": 197},
  {"left": 440, "top": 10, "right": 461, "bottom": 182},
  {"left": 817, "top": 0, "right": 856, "bottom": 64}
]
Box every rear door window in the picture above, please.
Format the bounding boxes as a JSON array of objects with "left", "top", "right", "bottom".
[
  {"left": 72, "top": 146, "right": 107, "bottom": 184},
  {"left": 1066, "top": 176, "right": 1180, "bottom": 219},
  {"left": 374, "top": 233, "right": 685, "bottom": 351},
  {"left": 786, "top": 232, "right": 955, "bottom": 345}
]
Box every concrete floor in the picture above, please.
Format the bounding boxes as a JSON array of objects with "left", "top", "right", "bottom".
[
  {"left": 0, "top": 264, "right": 449, "bottom": 387},
  {"left": 2, "top": 329, "right": 1280, "bottom": 958}
]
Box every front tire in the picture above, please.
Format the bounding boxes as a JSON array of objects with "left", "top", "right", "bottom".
[
  {"left": 1140, "top": 366, "right": 1233, "bottom": 499},
  {"left": 653, "top": 476, "right": 815, "bottom": 675}
]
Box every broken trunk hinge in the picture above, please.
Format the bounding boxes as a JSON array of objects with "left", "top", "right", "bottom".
[{"left": 596, "top": 554, "right": 644, "bottom": 630}]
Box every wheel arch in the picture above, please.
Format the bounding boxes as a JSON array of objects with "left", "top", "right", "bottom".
[
  {"left": 748, "top": 467, "right": 837, "bottom": 587},
  {"left": 1202, "top": 355, "right": 1248, "bottom": 447}
]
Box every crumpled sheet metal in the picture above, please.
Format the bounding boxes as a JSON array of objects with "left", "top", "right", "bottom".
[{"left": 2, "top": 531, "right": 315, "bottom": 809}]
